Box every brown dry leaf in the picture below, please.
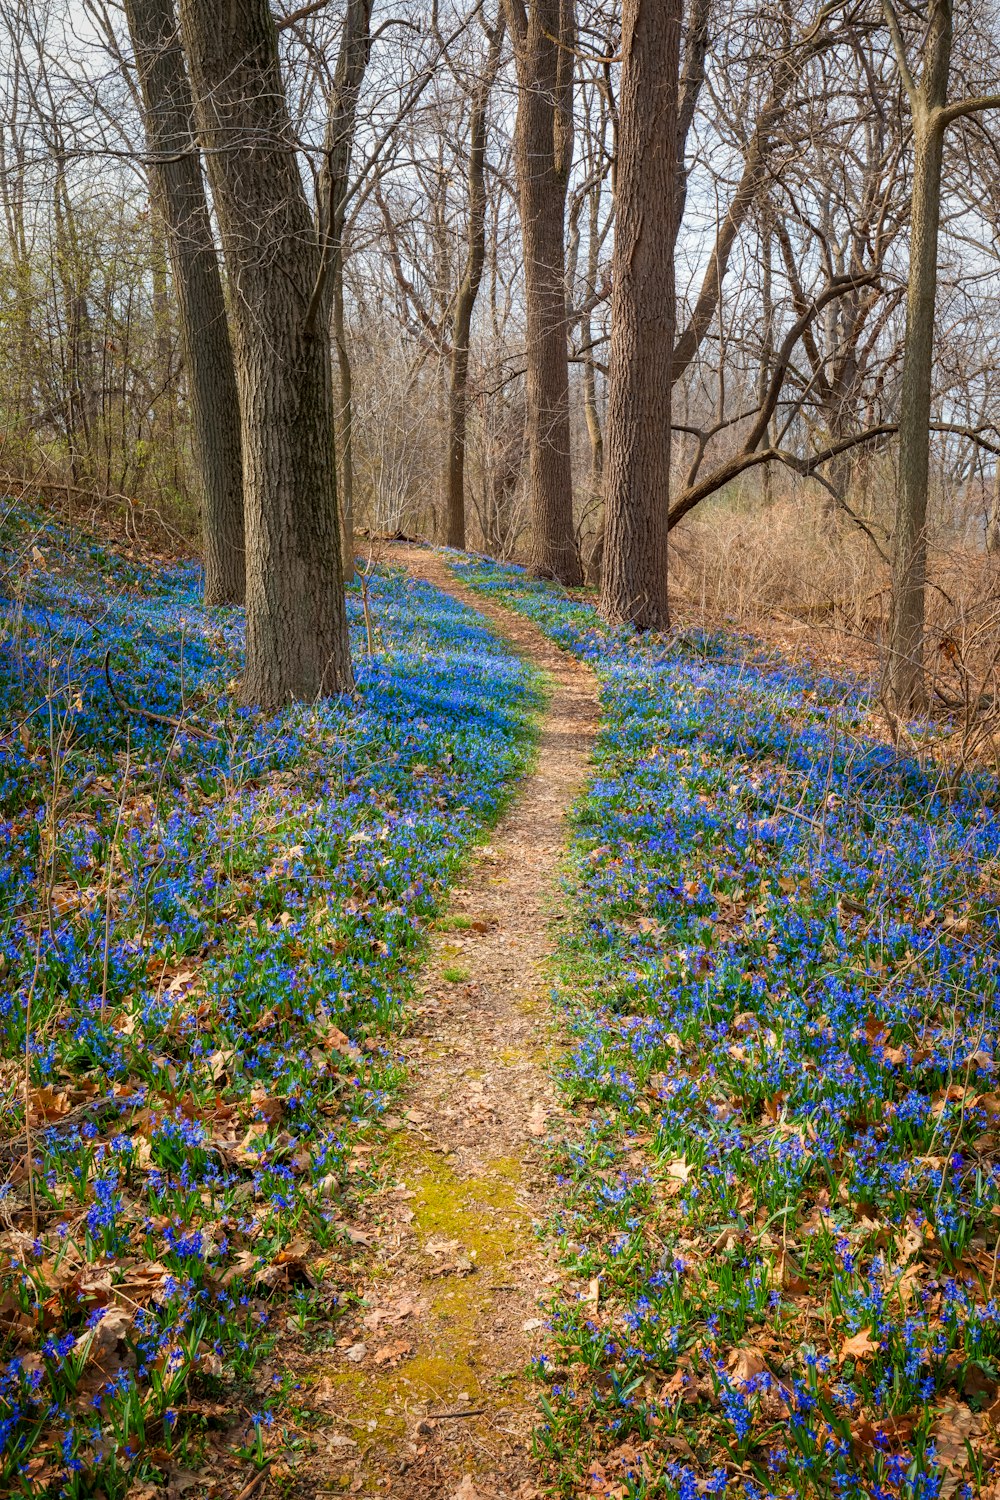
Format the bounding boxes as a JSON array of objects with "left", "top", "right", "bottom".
[
  {"left": 775, "top": 1249, "right": 810, "bottom": 1296},
  {"left": 322, "top": 1024, "right": 352, "bottom": 1053},
  {"left": 852, "top": 1414, "right": 916, "bottom": 1458},
  {"left": 219, "top": 1248, "right": 259, "bottom": 1287},
  {"left": 74, "top": 1304, "right": 131, "bottom": 1375},
  {"left": 864, "top": 1015, "right": 887, "bottom": 1047},
  {"left": 527, "top": 1101, "right": 548, "bottom": 1137},
  {"left": 962, "top": 1363, "right": 998, "bottom": 1403},
  {"left": 27, "top": 1086, "right": 72, "bottom": 1122},
  {"left": 728, "top": 1345, "right": 769, "bottom": 1386},
  {"left": 248, "top": 1090, "right": 284, "bottom": 1123},
  {"left": 453, "top": 1479, "right": 481, "bottom": 1500},
  {"left": 165, "top": 969, "right": 197, "bottom": 995},
  {"left": 839, "top": 1328, "right": 879, "bottom": 1363},
  {"left": 373, "top": 1339, "right": 412, "bottom": 1367},
  {"left": 931, "top": 1402, "right": 981, "bottom": 1482},
  {"left": 665, "top": 1157, "right": 693, "bottom": 1183},
  {"left": 335, "top": 1221, "right": 374, "bottom": 1246}
]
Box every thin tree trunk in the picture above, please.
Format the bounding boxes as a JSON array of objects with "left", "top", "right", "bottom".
[
  {"left": 503, "top": 0, "right": 582, "bottom": 585},
  {"left": 600, "top": 0, "right": 681, "bottom": 631},
  {"left": 178, "top": 0, "right": 352, "bottom": 705},
  {"left": 446, "top": 15, "right": 504, "bottom": 551},
  {"left": 887, "top": 0, "right": 951, "bottom": 711},
  {"left": 316, "top": 0, "right": 374, "bottom": 586},
  {"left": 125, "top": 0, "right": 245, "bottom": 606},
  {"left": 757, "top": 205, "right": 775, "bottom": 507},
  {"left": 987, "top": 458, "right": 1000, "bottom": 554},
  {"left": 332, "top": 246, "right": 355, "bottom": 583},
  {"left": 582, "top": 182, "right": 604, "bottom": 490}
]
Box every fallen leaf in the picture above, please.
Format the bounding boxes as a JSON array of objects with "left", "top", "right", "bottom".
[
  {"left": 345, "top": 1342, "right": 367, "bottom": 1363},
  {"left": 728, "top": 1346, "right": 769, "bottom": 1386},
  {"left": 931, "top": 1401, "right": 981, "bottom": 1481},
  {"left": 373, "top": 1339, "right": 411, "bottom": 1367},
  {"left": 864, "top": 1015, "right": 887, "bottom": 1046},
  {"left": 527, "top": 1101, "right": 548, "bottom": 1137},
  {"left": 839, "top": 1328, "right": 879, "bottom": 1363}
]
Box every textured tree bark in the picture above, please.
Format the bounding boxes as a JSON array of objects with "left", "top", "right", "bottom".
[
  {"left": 332, "top": 248, "right": 355, "bottom": 583},
  {"left": 581, "top": 184, "right": 605, "bottom": 492},
  {"left": 887, "top": 0, "right": 951, "bottom": 712},
  {"left": 445, "top": 16, "right": 504, "bottom": 551},
  {"left": 987, "top": 459, "right": 1000, "bottom": 555},
  {"left": 124, "top": 0, "right": 245, "bottom": 606},
  {"left": 315, "top": 0, "right": 375, "bottom": 584},
  {"left": 889, "top": 117, "right": 944, "bottom": 709},
  {"left": 503, "top": 0, "right": 582, "bottom": 585},
  {"left": 600, "top": 0, "right": 681, "bottom": 631},
  {"left": 178, "top": 0, "right": 352, "bottom": 705}
]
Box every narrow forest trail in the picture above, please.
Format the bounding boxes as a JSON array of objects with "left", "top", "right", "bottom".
[{"left": 302, "top": 547, "right": 598, "bottom": 1498}]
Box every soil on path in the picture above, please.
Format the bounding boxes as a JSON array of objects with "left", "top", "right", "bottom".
[{"left": 301, "top": 547, "right": 598, "bottom": 1499}]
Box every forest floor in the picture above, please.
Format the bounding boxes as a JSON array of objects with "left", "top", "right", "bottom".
[
  {"left": 293, "top": 548, "right": 598, "bottom": 1498},
  {"left": 6, "top": 518, "right": 1000, "bottom": 1500}
]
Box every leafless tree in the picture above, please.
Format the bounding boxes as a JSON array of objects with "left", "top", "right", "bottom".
[{"left": 178, "top": 0, "right": 353, "bottom": 704}]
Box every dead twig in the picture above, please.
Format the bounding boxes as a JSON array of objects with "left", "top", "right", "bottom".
[
  {"left": 103, "top": 650, "right": 216, "bottom": 741},
  {"left": 234, "top": 1461, "right": 274, "bottom": 1500}
]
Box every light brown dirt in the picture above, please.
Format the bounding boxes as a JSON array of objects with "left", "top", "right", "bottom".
[{"left": 297, "top": 546, "right": 599, "bottom": 1499}]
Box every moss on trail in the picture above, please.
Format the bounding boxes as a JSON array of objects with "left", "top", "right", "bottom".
[{"left": 323, "top": 1141, "right": 536, "bottom": 1437}]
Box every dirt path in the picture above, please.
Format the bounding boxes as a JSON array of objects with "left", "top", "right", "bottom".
[{"left": 303, "top": 547, "right": 598, "bottom": 1498}]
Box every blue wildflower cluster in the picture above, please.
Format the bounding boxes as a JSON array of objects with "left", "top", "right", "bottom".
[
  {"left": 0, "top": 514, "right": 537, "bottom": 1496},
  {"left": 455, "top": 556, "right": 1000, "bottom": 1498}
]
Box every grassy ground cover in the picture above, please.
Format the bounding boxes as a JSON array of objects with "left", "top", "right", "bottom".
[
  {"left": 0, "top": 517, "right": 538, "bottom": 1497},
  {"left": 455, "top": 556, "right": 1000, "bottom": 1500}
]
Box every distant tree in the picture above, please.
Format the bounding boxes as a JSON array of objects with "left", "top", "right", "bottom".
[
  {"left": 445, "top": 10, "right": 505, "bottom": 550},
  {"left": 503, "top": 0, "right": 583, "bottom": 584},
  {"left": 600, "top": 0, "right": 682, "bottom": 630},
  {"left": 123, "top": 0, "right": 245, "bottom": 606},
  {"left": 882, "top": 0, "right": 1000, "bottom": 711},
  {"left": 314, "top": 0, "right": 376, "bottom": 585},
  {"left": 178, "top": 0, "right": 352, "bottom": 705}
]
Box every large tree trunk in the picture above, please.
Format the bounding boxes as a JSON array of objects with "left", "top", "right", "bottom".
[
  {"left": 503, "top": 0, "right": 582, "bottom": 585},
  {"left": 446, "top": 15, "right": 505, "bottom": 551},
  {"left": 124, "top": 0, "right": 245, "bottom": 606},
  {"left": 178, "top": 0, "right": 352, "bottom": 705},
  {"left": 600, "top": 0, "right": 681, "bottom": 630},
  {"left": 887, "top": 0, "right": 951, "bottom": 712}
]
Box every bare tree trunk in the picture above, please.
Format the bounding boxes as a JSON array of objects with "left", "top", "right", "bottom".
[
  {"left": 886, "top": 0, "right": 951, "bottom": 711},
  {"left": 582, "top": 183, "right": 605, "bottom": 491},
  {"left": 125, "top": 0, "right": 245, "bottom": 606},
  {"left": 178, "top": 0, "right": 352, "bottom": 705},
  {"left": 987, "top": 458, "right": 1000, "bottom": 554},
  {"left": 757, "top": 204, "right": 775, "bottom": 507},
  {"left": 446, "top": 14, "right": 504, "bottom": 551},
  {"left": 332, "top": 246, "right": 356, "bottom": 582},
  {"left": 316, "top": 0, "right": 374, "bottom": 585},
  {"left": 600, "top": 0, "right": 681, "bottom": 630},
  {"left": 503, "top": 0, "right": 582, "bottom": 585}
]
